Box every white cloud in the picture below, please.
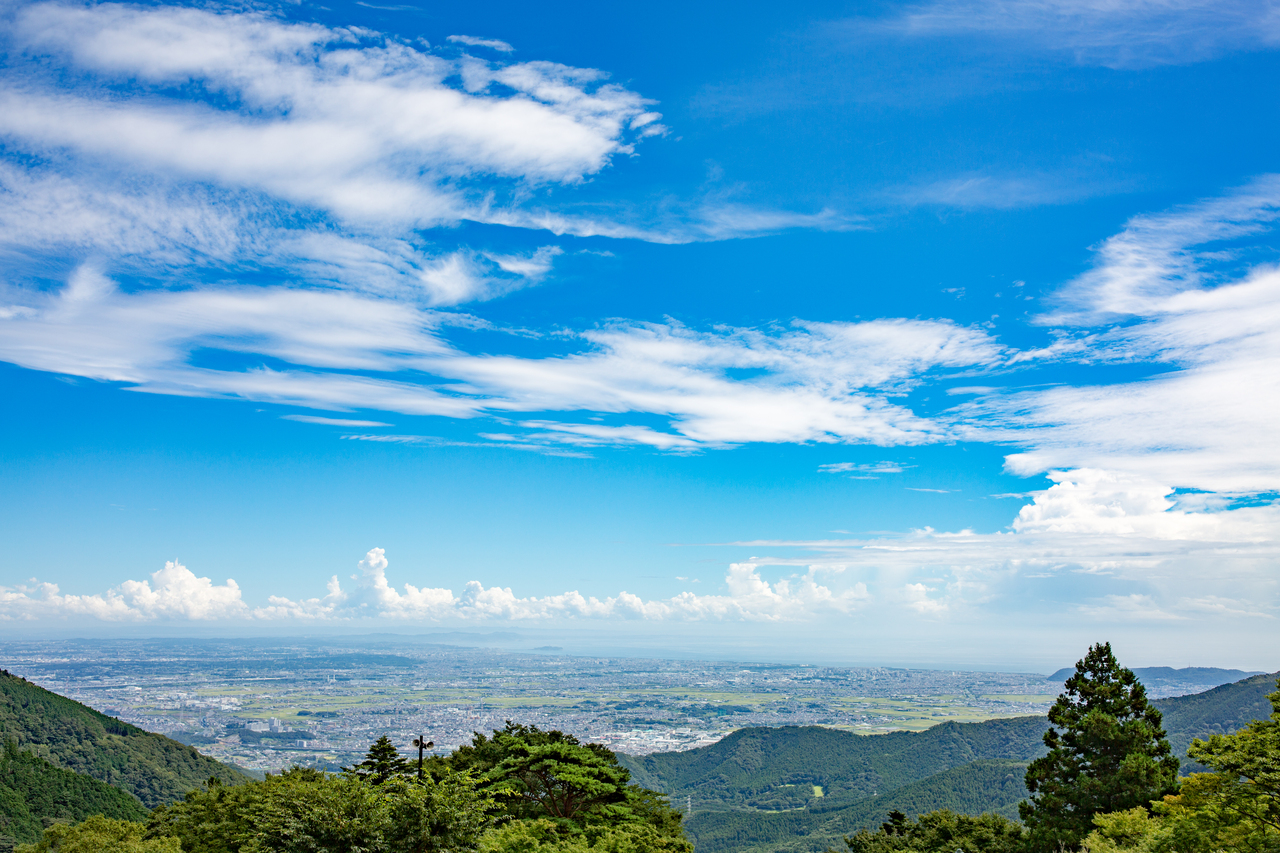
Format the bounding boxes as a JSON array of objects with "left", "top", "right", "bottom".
[
  {"left": 889, "top": 172, "right": 1111, "bottom": 210},
  {"left": 959, "top": 179, "right": 1280, "bottom": 494},
  {"left": 1077, "top": 594, "right": 1182, "bottom": 622},
  {"left": 262, "top": 550, "right": 869, "bottom": 622},
  {"left": 725, "top": 466, "right": 1280, "bottom": 631},
  {"left": 447, "top": 34, "right": 515, "bottom": 52},
  {"left": 903, "top": 582, "right": 948, "bottom": 614},
  {"left": 0, "top": 562, "right": 249, "bottom": 621},
  {"left": 819, "top": 461, "right": 909, "bottom": 478},
  {"left": 0, "top": 274, "right": 1007, "bottom": 446},
  {"left": 7, "top": 548, "right": 869, "bottom": 624},
  {"left": 0, "top": 0, "right": 843, "bottom": 341},
  {"left": 1045, "top": 174, "right": 1280, "bottom": 321},
  {"left": 890, "top": 0, "right": 1280, "bottom": 68},
  {"left": 282, "top": 414, "right": 391, "bottom": 427},
  {"left": 3, "top": 3, "right": 657, "bottom": 227}
]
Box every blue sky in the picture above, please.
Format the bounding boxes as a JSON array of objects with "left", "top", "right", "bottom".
[{"left": 1, "top": 0, "right": 1279, "bottom": 670}]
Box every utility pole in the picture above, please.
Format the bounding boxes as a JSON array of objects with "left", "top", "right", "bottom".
[{"left": 412, "top": 735, "right": 434, "bottom": 780}]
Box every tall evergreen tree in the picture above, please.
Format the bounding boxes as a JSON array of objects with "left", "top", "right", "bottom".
[
  {"left": 346, "top": 735, "right": 411, "bottom": 785},
  {"left": 1020, "top": 642, "right": 1180, "bottom": 851}
]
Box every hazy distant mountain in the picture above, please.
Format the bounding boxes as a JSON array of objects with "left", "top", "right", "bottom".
[
  {"left": 0, "top": 669, "right": 252, "bottom": 809},
  {"left": 1046, "top": 666, "right": 1264, "bottom": 698}
]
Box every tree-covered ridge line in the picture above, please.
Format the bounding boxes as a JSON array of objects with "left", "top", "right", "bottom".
[
  {"left": 683, "top": 759, "right": 1031, "bottom": 853},
  {"left": 618, "top": 716, "right": 1051, "bottom": 812}
]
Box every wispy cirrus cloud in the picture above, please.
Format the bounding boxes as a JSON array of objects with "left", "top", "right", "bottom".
[
  {"left": 4, "top": 3, "right": 656, "bottom": 223},
  {"left": 0, "top": 272, "right": 1009, "bottom": 447},
  {"left": 281, "top": 415, "right": 392, "bottom": 427},
  {"left": 887, "top": 171, "right": 1118, "bottom": 210},
  {"left": 819, "top": 461, "right": 910, "bottom": 478},
  {"left": 889, "top": 0, "right": 1280, "bottom": 68},
  {"left": 0, "top": 0, "right": 829, "bottom": 281},
  {"left": 446, "top": 34, "right": 514, "bottom": 52},
  {"left": 957, "top": 177, "right": 1280, "bottom": 493}
]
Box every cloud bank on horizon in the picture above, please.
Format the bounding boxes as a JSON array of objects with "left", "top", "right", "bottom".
[{"left": 0, "top": 0, "right": 1277, "bottom": 650}]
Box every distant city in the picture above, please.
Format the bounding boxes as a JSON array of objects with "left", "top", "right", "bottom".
[
  {"left": 1, "top": 636, "right": 1244, "bottom": 774},
  {"left": 2, "top": 635, "right": 1059, "bottom": 773}
]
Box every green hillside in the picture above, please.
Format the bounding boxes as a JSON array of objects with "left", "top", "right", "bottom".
[
  {"left": 0, "top": 741, "right": 147, "bottom": 844},
  {"left": 620, "top": 716, "right": 1048, "bottom": 811},
  {"left": 684, "top": 760, "right": 1030, "bottom": 853},
  {"left": 625, "top": 672, "right": 1280, "bottom": 853},
  {"left": 1157, "top": 671, "right": 1280, "bottom": 765},
  {"left": 0, "top": 669, "right": 252, "bottom": 808}
]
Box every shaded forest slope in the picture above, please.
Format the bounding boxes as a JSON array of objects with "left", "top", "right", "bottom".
[
  {"left": 0, "top": 742, "right": 147, "bottom": 843},
  {"left": 0, "top": 669, "right": 252, "bottom": 808}
]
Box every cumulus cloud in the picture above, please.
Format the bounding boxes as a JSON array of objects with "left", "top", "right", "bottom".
[
  {"left": 5, "top": 548, "right": 869, "bottom": 624},
  {"left": 728, "top": 466, "right": 1280, "bottom": 629},
  {"left": 0, "top": 562, "right": 249, "bottom": 621},
  {"left": 261, "top": 549, "right": 868, "bottom": 622}
]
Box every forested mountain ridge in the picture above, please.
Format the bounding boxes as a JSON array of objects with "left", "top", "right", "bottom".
[
  {"left": 618, "top": 716, "right": 1048, "bottom": 811},
  {"left": 1156, "top": 670, "right": 1280, "bottom": 764},
  {"left": 0, "top": 669, "right": 252, "bottom": 808},
  {"left": 0, "top": 741, "right": 147, "bottom": 843},
  {"left": 684, "top": 760, "right": 1030, "bottom": 853}
]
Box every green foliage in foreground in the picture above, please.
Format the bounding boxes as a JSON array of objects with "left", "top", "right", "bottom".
[
  {"left": 844, "top": 809, "right": 1025, "bottom": 853},
  {"left": 440, "top": 723, "right": 685, "bottom": 837},
  {"left": 0, "top": 670, "right": 251, "bottom": 808},
  {"left": 17, "top": 724, "right": 690, "bottom": 853},
  {"left": 145, "top": 767, "right": 491, "bottom": 853},
  {"left": 15, "top": 815, "right": 179, "bottom": 853},
  {"left": 1020, "top": 642, "right": 1179, "bottom": 852},
  {"left": 478, "top": 819, "right": 692, "bottom": 852},
  {"left": 1081, "top": 678, "right": 1280, "bottom": 852},
  {"left": 0, "top": 741, "right": 147, "bottom": 843}
]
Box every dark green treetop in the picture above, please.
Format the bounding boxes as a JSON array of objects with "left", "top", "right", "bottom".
[
  {"left": 347, "top": 735, "right": 413, "bottom": 785},
  {"left": 1020, "top": 642, "right": 1180, "bottom": 851},
  {"left": 445, "top": 723, "right": 684, "bottom": 836},
  {"left": 145, "top": 765, "right": 490, "bottom": 853},
  {"left": 843, "top": 808, "right": 1025, "bottom": 853}
]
